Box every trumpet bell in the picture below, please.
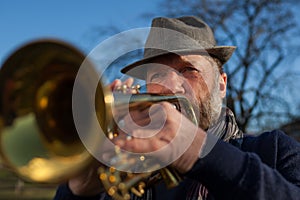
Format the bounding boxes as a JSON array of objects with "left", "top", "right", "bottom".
[{"left": 0, "top": 39, "right": 107, "bottom": 183}]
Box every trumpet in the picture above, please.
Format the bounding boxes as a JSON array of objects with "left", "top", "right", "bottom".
[{"left": 0, "top": 39, "right": 197, "bottom": 200}]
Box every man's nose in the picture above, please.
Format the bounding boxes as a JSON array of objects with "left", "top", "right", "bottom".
[{"left": 159, "top": 70, "right": 185, "bottom": 94}]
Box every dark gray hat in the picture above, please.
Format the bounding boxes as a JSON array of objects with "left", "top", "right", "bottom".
[{"left": 121, "top": 16, "right": 236, "bottom": 79}]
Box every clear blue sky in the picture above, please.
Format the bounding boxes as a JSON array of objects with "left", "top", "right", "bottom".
[{"left": 0, "top": 0, "right": 161, "bottom": 63}]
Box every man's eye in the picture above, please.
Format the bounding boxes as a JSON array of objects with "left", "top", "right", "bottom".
[
  {"left": 180, "top": 67, "right": 200, "bottom": 74},
  {"left": 151, "top": 73, "right": 159, "bottom": 80},
  {"left": 150, "top": 73, "right": 164, "bottom": 81}
]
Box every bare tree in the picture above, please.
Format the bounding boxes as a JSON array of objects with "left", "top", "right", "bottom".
[{"left": 158, "top": 0, "right": 300, "bottom": 133}]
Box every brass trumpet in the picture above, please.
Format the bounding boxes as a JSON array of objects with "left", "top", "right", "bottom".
[{"left": 0, "top": 39, "right": 197, "bottom": 200}]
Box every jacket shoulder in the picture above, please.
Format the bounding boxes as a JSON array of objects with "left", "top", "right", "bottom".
[{"left": 242, "top": 130, "right": 300, "bottom": 178}]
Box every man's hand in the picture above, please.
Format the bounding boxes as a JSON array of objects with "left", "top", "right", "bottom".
[
  {"left": 114, "top": 101, "right": 207, "bottom": 173},
  {"left": 110, "top": 78, "right": 134, "bottom": 92},
  {"left": 68, "top": 159, "right": 104, "bottom": 196}
]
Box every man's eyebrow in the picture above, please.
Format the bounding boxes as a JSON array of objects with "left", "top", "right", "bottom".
[{"left": 177, "top": 58, "right": 194, "bottom": 67}]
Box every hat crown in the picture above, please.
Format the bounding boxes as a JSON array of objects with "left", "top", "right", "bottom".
[{"left": 144, "top": 16, "right": 217, "bottom": 58}]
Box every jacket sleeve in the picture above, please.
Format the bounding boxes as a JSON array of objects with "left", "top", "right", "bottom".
[{"left": 185, "top": 130, "right": 300, "bottom": 200}]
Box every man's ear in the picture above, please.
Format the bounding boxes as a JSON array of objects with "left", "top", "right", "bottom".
[{"left": 219, "top": 73, "right": 227, "bottom": 98}]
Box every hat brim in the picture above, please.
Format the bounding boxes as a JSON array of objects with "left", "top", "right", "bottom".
[{"left": 121, "top": 46, "right": 236, "bottom": 80}]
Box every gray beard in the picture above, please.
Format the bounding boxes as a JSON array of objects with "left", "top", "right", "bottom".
[
  {"left": 208, "top": 80, "right": 223, "bottom": 126},
  {"left": 195, "top": 81, "right": 223, "bottom": 130}
]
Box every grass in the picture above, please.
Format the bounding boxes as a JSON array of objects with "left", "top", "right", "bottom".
[{"left": 0, "top": 166, "right": 56, "bottom": 200}]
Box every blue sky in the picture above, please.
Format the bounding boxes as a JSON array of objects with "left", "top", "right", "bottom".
[
  {"left": 1, "top": 1, "right": 300, "bottom": 70},
  {"left": 0, "top": 0, "right": 161, "bottom": 63}
]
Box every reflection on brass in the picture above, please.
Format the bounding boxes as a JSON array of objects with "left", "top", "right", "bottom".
[
  {"left": 0, "top": 39, "right": 99, "bottom": 184},
  {"left": 0, "top": 40, "right": 197, "bottom": 200}
]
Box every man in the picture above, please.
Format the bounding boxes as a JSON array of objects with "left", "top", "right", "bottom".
[{"left": 54, "top": 16, "right": 300, "bottom": 200}]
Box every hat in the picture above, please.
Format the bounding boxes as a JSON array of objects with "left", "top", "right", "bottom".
[{"left": 121, "top": 16, "right": 236, "bottom": 79}]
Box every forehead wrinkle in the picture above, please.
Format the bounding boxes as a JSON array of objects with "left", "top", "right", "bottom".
[
  {"left": 149, "top": 54, "right": 196, "bottom": 71},
  {"left": 181, "top": 55, "right": 217, "bottom": 79}
]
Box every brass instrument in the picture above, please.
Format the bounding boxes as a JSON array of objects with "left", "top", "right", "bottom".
[{"left": 0, "top": 39, "right": 197, "bottom": 200}]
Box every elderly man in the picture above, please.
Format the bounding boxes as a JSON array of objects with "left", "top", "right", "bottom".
[{"left": 54, "top": 16, "right": 300, "bottom": 200}]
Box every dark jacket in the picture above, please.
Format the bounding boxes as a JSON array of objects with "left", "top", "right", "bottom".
[{"left": 53, "top": 130, "right": 300, "bottom": 200}]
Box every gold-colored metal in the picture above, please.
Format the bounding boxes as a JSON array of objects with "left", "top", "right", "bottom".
[
  {"left": 0, "top": 39, "right": 198, "bottom": 200},
  {"left": 0, "top": 39, "right": 104, "bottom": 183}
]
